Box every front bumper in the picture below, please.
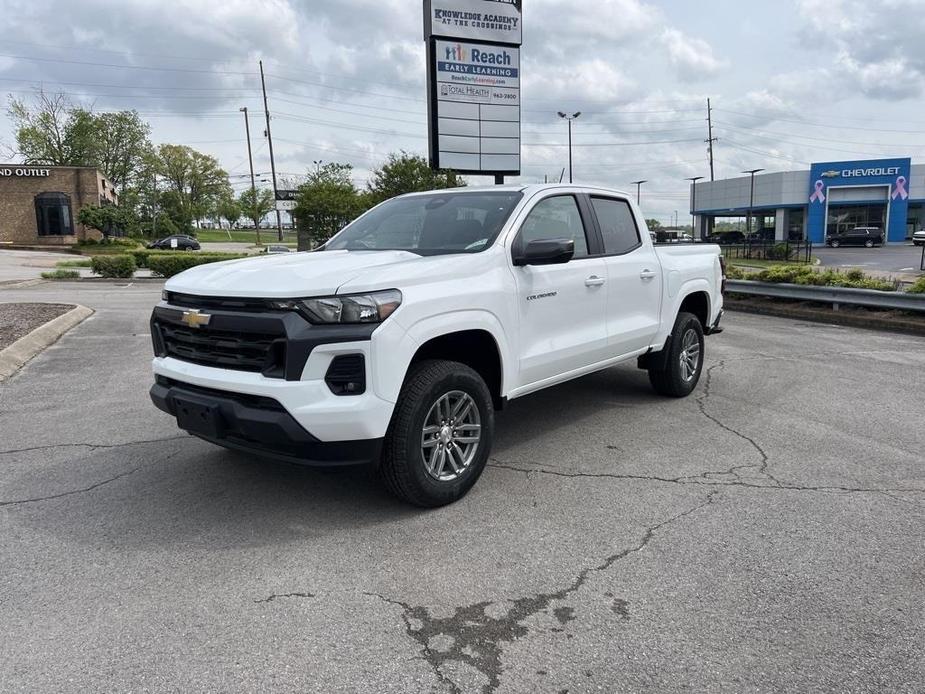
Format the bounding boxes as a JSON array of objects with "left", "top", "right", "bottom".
[{"left": 150, "top": 377, "right": 382, "bottom": 466}]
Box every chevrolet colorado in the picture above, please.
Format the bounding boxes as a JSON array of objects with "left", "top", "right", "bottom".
[{"left": 150, "top": 185, "right": 725, "bottom": 506}]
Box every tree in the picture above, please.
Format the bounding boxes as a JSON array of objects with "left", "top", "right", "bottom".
[
  {"left": 155, "top": 144, "right": 230, "bottom": 232},
  {"left": 214, "top": 195, "right": 242, "bottom": 231},
  {"left": 8, "top": 91, "right": 97, "bottom": 168},
  {"left": 238, "top": 187, "right": 275, "bottom": 245},
  {"left": 8, "top": 90, "right": 152, "bottom": 192},
  {"left": 92, "top": 111, "right": 152, "bottom": 192},
  {"left": 294, "top": 162, "right": 363, "bottom": 249},
  {"left": 645, "top": 218, "right": 663, "bottom": 230},
  {"left": 366, "top": 152, "right": 464, "bottom": 206},
  {"left": 77, "top": 204, "right": 139, "bottom": 239}
]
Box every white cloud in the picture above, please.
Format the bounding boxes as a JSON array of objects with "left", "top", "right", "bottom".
[{"left": 660, "top": 28, "right": 726, "bottom": 81}]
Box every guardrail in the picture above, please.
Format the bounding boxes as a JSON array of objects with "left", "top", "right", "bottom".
[{"left": 726, "top": 280, "right": 925, "bottom": 313}]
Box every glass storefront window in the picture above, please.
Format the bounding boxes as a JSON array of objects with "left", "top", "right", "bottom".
[
  {"left": 34, "top": 192, "right": 74, "bottom": 236},
  {"left": 826, "top": 204, "right": 885, "bottom": 238},
  {"left": 788, "top": 209, "right": 805, "bottom": 240}
]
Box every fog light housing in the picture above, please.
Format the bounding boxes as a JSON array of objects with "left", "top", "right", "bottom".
[{"left": 325, "top": 354, "right": 366, "bottom": 396}]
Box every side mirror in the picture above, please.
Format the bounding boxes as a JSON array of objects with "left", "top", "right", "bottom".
[{"left": 513, "top": 238, "right": 575, "bottom": 267}]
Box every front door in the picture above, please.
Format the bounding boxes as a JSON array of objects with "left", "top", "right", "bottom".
[
  {"left": 589, "top": 196, "right": 662, "bottom": 356},
  {"left": 511, "top": 194, "right": 609, "bottom": 387}
]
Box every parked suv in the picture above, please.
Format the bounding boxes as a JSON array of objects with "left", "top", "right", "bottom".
[
  {"left": 826, "top": 227, "right": 883, "bottom": 248},
  {"left": 148, "top": 235, "right": 201, "bottom": 251}
]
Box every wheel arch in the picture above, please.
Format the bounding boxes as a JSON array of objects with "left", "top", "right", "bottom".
[{"left": 408, "top": 328, "right": 506, "bottom": 410}]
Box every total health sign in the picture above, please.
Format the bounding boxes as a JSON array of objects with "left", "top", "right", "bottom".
[{"left": 807, "top": 158, "right": 911, "bottom": 243}]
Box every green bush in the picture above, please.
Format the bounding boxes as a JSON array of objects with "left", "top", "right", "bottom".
[
  {"left": 754, "top": 264, "right": 897, "bottom": 292},
  {"left": 724, "top": 265, "right": 750, "bottom": 280},
  {"left": 907, "top": 277, "right": 925, "bottom": 294},
  {"left": 765, "top": 243, "right": 791, "bottom": 261},
  {"left": 41, "top": 269, "right": 80, "bottom": 280},
  {"left": 90, "top": 254, "right": 136, "bottom": 278},
  {"left": 147, "top": 253, "right": 246, "bottom": 278}
]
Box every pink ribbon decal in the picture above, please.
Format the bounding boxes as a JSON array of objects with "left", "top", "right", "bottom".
[
  {"left": 809, "top": 180, "right": 826, "bottom": 203},
  {"left": 892, "top": 175, "right": 908, "bottom": 201}
]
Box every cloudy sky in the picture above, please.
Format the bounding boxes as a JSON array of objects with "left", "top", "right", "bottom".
[{"left": 1, "top": 0, "right": 924, "bottom": 223}]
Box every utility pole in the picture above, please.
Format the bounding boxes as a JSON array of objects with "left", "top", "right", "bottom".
[
  {"left": 631, "top": 179, "right": 647, "bottom": 205},
  {"left": 558, "top": 111, "right": 581, "bottom": 183},
  {"left": 259, "top": 60, "right": 283, "bottom": 242},
  {"left": 240, "top": 106, "right": 259, "bottom": 242},
  {"left": 706, "top": 98, "right": 717, "bottom": 182}
]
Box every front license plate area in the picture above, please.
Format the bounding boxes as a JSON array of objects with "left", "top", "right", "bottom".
[{"left": 174, "top": 395, "right": 224, "bottom": 438}]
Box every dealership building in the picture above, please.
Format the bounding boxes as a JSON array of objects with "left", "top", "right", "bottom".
[
  {"left": 691, "top": 158, "right": 923, "bottom": 244},
  {"left": 0, "top": 165, "right": 118, "bottom": 246}
]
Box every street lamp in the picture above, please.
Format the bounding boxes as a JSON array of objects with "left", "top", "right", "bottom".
[
  {"left": 631, "top": 179, "right": 647, "bottom": 205},
  {"left": 742, "top": 168, "right": 764, "bottom": 236},
  {"left": 557, "top": 111, "right": 581, "bottom": 183},
  {"left": 686, "top": 176, "right": 705, "bottom": 239}
]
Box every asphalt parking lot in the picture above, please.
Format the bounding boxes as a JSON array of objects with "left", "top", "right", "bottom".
[
  {"left": 1, "top": 282, "right": 923, "bottom": 693},
  {"left": 814, "top": 243, "right": 924, "bottom": 273}
]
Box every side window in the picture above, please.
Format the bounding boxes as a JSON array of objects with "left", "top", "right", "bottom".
[
  {"left": 518, "top": 195, "right": 589, "bottom": 258},
  {"left": 591, "top": 197, "right": 641, "bottom": 255}
]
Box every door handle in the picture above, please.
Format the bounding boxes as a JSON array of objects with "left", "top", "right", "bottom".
[
  {"left": 585, "top": 275, "right": 606, "bottom": 287},
  {"left": 640, "top": 270, "right": 657, "bottom": 280}
]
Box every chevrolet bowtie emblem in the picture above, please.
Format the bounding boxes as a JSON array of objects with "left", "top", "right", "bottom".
[{"left": 180, "top": 309, "right": 211, "bottom": 328}]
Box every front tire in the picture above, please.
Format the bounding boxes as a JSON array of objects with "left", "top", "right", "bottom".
[
  {"left": 830, "top": 239, "right": 841, "bottom": 248},
  {"left": 648, "top": 312, "right": 705, "bottom": 398},
  {"left": 864, "top": 239, "right": 875, "bottom": 248},
  {"left": 379, "top": 360, "right": 494, "bottom": 507}
]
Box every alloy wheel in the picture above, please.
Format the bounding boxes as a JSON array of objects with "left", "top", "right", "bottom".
[
  {"left": 679, "top": 328, "right": 701, "bottom": 382},
  {"left": 420, "top": 390, "right": 481, "bottom": 482}
]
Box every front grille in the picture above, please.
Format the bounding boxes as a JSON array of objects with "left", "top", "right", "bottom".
[
  {"left": 164, "top": 292, "right": 276, "bottom": 312},
  {"left": 156, "top": 322, "right": 285, "bottom": 377}
]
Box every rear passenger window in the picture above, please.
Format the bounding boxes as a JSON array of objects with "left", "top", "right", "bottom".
[{"left": 591, "top": 197, "right": 641, "bottom": 255}]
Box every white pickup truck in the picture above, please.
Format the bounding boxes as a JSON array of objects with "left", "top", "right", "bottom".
[{"left": 150, "top": 184, "right": 725, "bottom": 506}]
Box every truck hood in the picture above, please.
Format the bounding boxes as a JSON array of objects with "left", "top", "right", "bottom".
[{"left": 164, "top": 250, "right": 424, "bottom": 298}]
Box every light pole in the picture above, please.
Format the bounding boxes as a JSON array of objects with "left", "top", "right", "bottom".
[
  {"left": 742, "top": 168, "right": 764, "bottom": 236},
  {"left": 240, "top": 107, "right": 259, "bottom": 240},
  {"left": 631, "top": 179, "right": 647, "bottom": 205},
  {"left": 686, "top": 176, "right": 704, "bottom": 239},
  {"left": 557, "top": 111, "right": 581, "bottom": 183}
]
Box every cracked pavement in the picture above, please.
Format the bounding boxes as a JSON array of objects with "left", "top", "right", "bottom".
[{"left": 1, "top": 282, "right": 924, "bottom": 693}]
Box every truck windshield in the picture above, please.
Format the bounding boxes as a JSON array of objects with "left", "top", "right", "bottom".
[{"left": 325, "top": 191, "right": 523, "bottom": 256}]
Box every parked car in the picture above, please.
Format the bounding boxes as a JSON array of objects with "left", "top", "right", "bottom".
[
  {"left": 265, "top": 245, "right": 293, "bottom": 254},
  {"left": 706, "top": 231, "right": 745, "bottom": 245},
  {"left": 826, "top": 227, "right": 883, "bottom": 248},
  {"left": 150, "top": 184, "right": 725, "bottom": 507},
  {"left": 913, "top": 229, "right": 925, "bottom": 247},
  {"left": 148, "top": 235, "right": 201, "bottom": 251}
]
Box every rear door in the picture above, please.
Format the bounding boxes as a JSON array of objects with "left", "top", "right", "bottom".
[
  {"left": 587, "top": 195, "right": 662, "bottom": 357},
  {"left": 511, "top": 194, "right": 609, "bottom": 387}
]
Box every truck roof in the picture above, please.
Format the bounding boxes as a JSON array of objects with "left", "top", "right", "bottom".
[{"left": 400, "top": 183, "right": 633, "bottom": 198}]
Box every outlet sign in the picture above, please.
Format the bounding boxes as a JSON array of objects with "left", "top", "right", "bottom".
[{"left": 0, "top": 167, "right": 51, "bottom": 177}]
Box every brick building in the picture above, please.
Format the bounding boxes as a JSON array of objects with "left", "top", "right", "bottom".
[{"left": 0, "top": 165, "right": 118, "bottom": 246}]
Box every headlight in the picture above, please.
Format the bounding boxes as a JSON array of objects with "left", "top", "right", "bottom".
[{"left": 271, "top": 289, "right": 402, "bottom": 324}]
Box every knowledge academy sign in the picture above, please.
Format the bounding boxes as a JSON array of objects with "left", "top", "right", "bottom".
[{"left": 424, "top": 0, "right": 522, "bottom": 44}]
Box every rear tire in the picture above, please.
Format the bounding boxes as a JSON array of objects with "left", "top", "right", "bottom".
[
  {"left": 864, "top": 239, "right": 875, "bottom": 248},
  {"left": 648, "top": 312, "right": 705, "bottom": 398},
  {"left": 830, "top": 239, "right": 841, "bottom": 248},
  {"left": 379, "top": 360, "right": 494, "bottom": 507}
]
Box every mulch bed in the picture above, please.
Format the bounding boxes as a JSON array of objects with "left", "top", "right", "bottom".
[{"left": 0, "top": 303, "right": 75, "bottom": 350}]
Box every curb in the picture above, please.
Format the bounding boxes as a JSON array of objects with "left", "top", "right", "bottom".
[
  {"left": 0, "top": 304, "right": 94, "bottom": 382},
  {"left": 724, "top": 298, "right": 925, "bottom": 336}
]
